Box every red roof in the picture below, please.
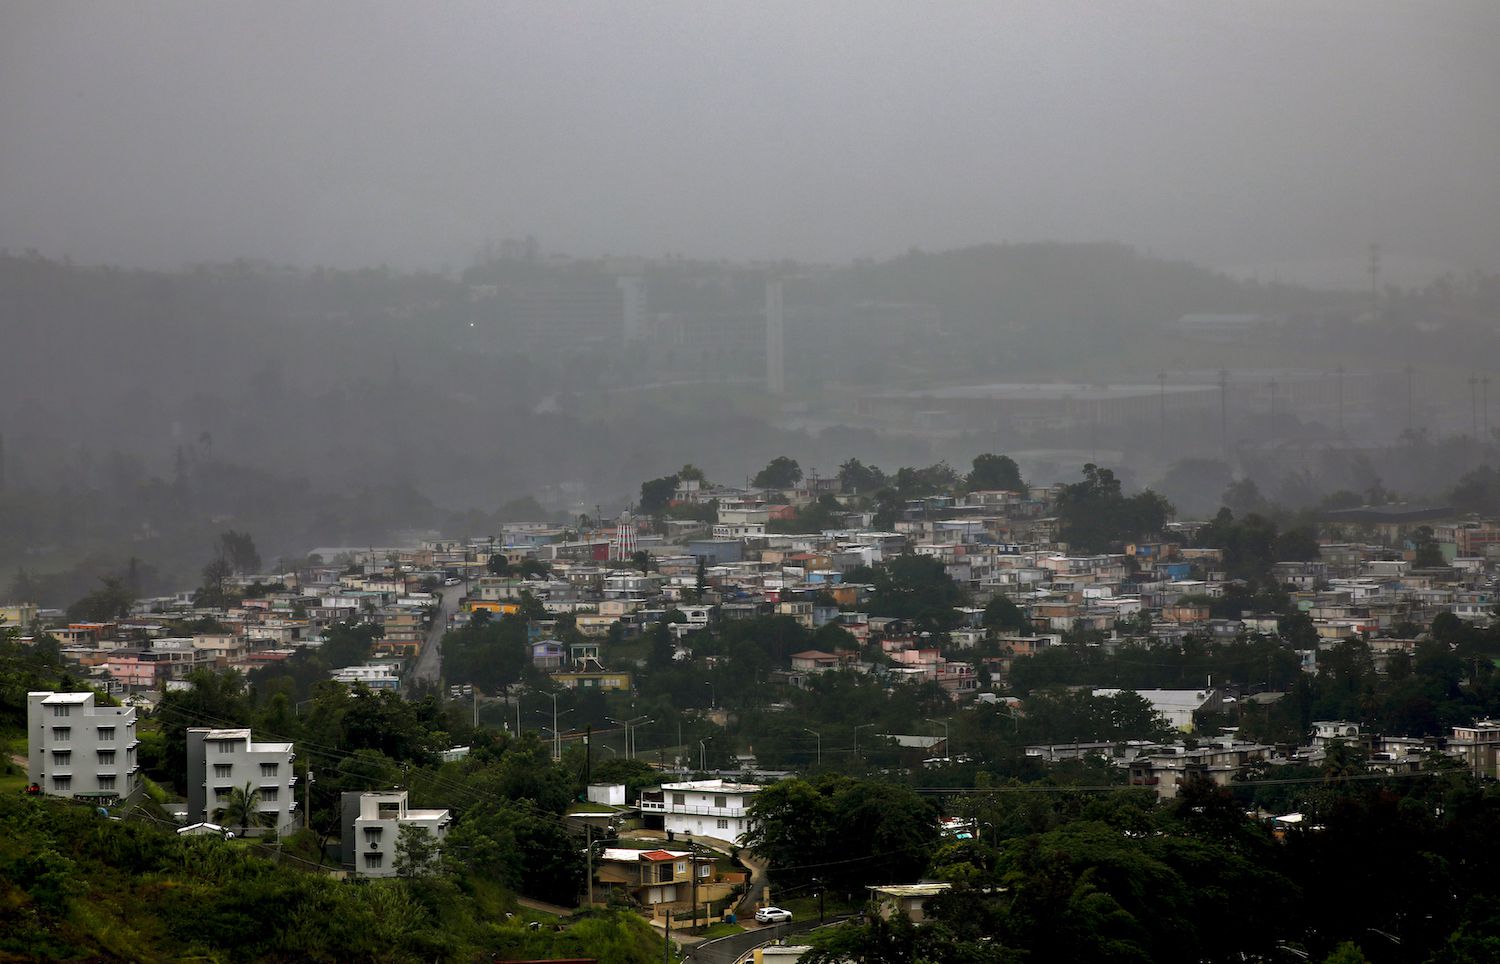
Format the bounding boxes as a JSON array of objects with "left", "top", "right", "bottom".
[{"left": 640, "top": 849, "right": 678, "bottom": 862}]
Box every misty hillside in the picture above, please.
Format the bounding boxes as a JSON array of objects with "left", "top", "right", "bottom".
[{"left": 5, "top": 243, "right": 1492, "bottom": 605}]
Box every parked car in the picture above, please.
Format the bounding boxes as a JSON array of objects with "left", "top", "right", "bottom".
[{"left": 755, "top": 907, "right": 793, "bottom": 924}]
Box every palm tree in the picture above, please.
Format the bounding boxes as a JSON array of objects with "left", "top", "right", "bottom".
[{"left": 213, "top": 782, "right": 271, "bottom": 837}]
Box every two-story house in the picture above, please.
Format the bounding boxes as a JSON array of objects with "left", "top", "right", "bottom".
[
  {"left": 27, "top": 691, "right": 140, "bottom": 803},
  {"left": 638, "top": 779, "right": 761, "bottom": 845}
]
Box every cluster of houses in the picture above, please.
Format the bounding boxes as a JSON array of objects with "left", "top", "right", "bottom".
[{"left": 3, "top": 476, "right": 1499, "bottom": 729}]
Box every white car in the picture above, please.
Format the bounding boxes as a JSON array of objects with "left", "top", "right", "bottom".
[{"left": 755, "top": 907, "right": 793, "bottom": 925}]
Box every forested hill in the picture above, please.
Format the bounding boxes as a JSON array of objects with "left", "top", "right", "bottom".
[{"left": 833, "top": 241, "right": 1342, "bottom": 334}]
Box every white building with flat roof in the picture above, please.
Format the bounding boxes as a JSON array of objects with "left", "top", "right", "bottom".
[
  {"left": 27, "top": 691, "right": 140, "bottom": 802},
  {"left": 340, "top": 789, "right": 451, "bottom": 878},
  {"left": 186, "top": 728, "right": 299, "bottom": 836},
  {"left": 638, "top": 779, "right": 762, "bottom": 846}
]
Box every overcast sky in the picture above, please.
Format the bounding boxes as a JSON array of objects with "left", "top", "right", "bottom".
[{"left": 2, "top": 1, "right": 1496, "bottom": 282}]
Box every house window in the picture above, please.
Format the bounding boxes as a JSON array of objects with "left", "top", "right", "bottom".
[
  {"left": 672, "top": 793, "right": 686, "bottom": 806},
  {"left": 676, "top": 861, "right": 687, "bottom": 876},
  {"left": 97, "top": 726, "right": 115, "bottom": 741},
  {"left": 260, "top": 762, "right": 278, "bottom": 777},
  {"left": 261, "top": 788, "right": 278, "bottom": 802},
  {"left": 52, "top": 726, "right": 70, "bottom": 742},
  {"left": 214, "top": 764, "right": 233, "bottom": 778},
  {"left": 364, "top": 853, "right": 383, "bottom": 869},
  {"left": 98, "top": 750, "right": 116, "bottom": 765},
  {"left": 713, "top": 795, "right": 727, "bottom": 809},
  {"left": 214, "top": 787, "right": 231, "bottom": 802},
  {"left": 53, "top": 776, "right": 71, "bottom": 791},
  {"left": 717, "top": 818, "right": 730, "bottom": 830},
  {"left": 98, "top": 776, "right": 116, "bottom": 790},
  {"left": 216, "top": 741, "right": 235, "bottom": 754},
  {"left": 52, "top": 706, "right": 70, "bottom": 718},
  {"left": 364, "top": 827, "right": 383, "bottom": 843}
]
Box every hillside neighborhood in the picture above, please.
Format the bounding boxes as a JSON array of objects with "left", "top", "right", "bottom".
[{"left": 9, "top": 453, "right": 1500, "bottom": 961}]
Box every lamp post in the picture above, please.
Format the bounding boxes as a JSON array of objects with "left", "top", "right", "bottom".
[
  {"left": 854, "top": 722, "right": 876, "bottom": 761},
  {"left": 926, "top": 718, "right": 950, "bottom": 760},
  {"left": 607, "top": 715, "right": 652, "bottom": 759},
  {"left": 699, "top": 737, "right": 711, "bottom": 773},
  {"left": 537, "top": 700, "right": 573, "bottom": 761},
  {"left": 803, "top": 727, "right": 821, "bottom": 767},
  {"left": 704, "top": 680, "right": 716, "bottom": 711}
]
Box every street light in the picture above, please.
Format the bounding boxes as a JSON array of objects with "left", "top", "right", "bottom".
[
  {"left": 607, "top": 715, "right": 652, "bottom": 759},
  {"left": 536, "top": 702, "right": 574, "bottom": 761},
  {"left": 803, "top": 727, "right": 821, "bottom": 767},
  {"left": 925, "top": 718, "right": 950, "bottom": 760},
  {"left": 853, "top": 722, "right": 876, "bottom": 760},
  {"left": 698, "top": 737, "right": 712, "bottom": 772},
  {"left": 704, "top": 680, "right": 716, "bottom": 710}
]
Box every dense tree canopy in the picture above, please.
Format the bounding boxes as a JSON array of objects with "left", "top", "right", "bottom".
[{"left": 1056, "top": 464, "right": 1172, "bottom": 553}]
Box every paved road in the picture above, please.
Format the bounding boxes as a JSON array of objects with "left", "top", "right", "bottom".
[
  {"left": 409, "top": 576, "right": 467, "bottom": 689},
  {"left": 686, "top": 917, "right": 849, "bottom": 964}
]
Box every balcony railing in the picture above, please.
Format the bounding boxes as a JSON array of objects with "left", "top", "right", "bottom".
[{"left": 638, "top": 800, "right": 747, "bottom": 818}]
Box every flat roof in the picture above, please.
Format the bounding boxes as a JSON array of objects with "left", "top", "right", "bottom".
[
  {"left": 35, "top": 692, "right": 93, "bottom": 704},
  {"left": 868, "top": 883, "right": 952, "bottom": 898}
]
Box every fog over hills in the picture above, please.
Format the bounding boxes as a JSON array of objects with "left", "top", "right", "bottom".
[{"left": 2, "top": 2, "right": 1498, "bottom": 602}]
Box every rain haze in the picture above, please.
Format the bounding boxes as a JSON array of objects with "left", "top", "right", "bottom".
[
  {"left": 1, "top": 1, "right": 1499, "bottom": 600},
  {"left": 2, "top": 1, "right": 1498, "bottom": 281}
]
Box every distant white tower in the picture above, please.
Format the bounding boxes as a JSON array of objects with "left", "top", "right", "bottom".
[
  {"left": 765, "top": 279, "right": 785, "bottom": 395},
  {"left": 612, "top": 513, "right": 637, "bottom": 562},
  {"left": 618, "top": 275, "right": 646, "bottom": 341}
]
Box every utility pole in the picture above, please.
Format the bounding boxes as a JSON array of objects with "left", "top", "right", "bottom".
[
  {"left": 551, "top": 691, "right": 561, "bottom": 761},
  {"left": 1471, "top": 377, "right": 1481, "bottom": 439},
  {"left": 1157, "top": 372, "right": 1166, "bottom": 451},
  {"left": 585, "top": 724, "right": 592, "bottom": 785},
  {"left": 304, "top": 770, "right": 315, "bottom": 831},
  {"left": 661, "top": 911, "right": 671, "bottom": 964},
  {"left": 926, "top": 718, "right": 950, "bottom": 760},
  {"left": 586, "top": 823, "right": 594, "bottom": 907},
  {"left": 1336, "top": 365, "right": 1345, "bottom": 435},
  {"left": 1405, "top": 365, "right": 1415, "bottom": 436},
  {"left": 802, "top": 728, "right": 820, "bottom": 767},
  {"left": 1218, "top": 369, "right": 1229, "bottom": 457},
  {"left": 688, "top": 833, "right": 700, "bottom": 933}
]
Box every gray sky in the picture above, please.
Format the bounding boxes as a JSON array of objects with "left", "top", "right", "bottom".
[{"left": 2, "top": 1, "right": 1496, "bottom": 282}]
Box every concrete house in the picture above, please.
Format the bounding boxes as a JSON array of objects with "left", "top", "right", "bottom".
[
  {"left": 638, "top": 779, "right": 761, "bottom": 846},
  {"left": 27, "top": 691, "right": 140, "bottom": 803},
  {"left": 186, "top": 727, "right": 299, "bottom": 836},
  {"left": 340, "top": 789, "right": 451, "bottom": 878}
]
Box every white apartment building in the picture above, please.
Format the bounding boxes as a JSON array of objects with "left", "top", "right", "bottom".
[
  {"left": 185, "top": 728, "right": 299, "bottom": 836},
  {"left": 340, "top": 789, "right": 451, "bottom": 878},
  {"left": 639, "top": 779, "right": 761, "bottom": 846},
  {"left": 27, "top": 691, "right": 140, "bottom": 801}
]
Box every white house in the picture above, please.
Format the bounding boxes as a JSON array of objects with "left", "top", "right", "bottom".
[
  {"left": 185, "top": 727, "right": 299, "bottom": 836},
  {"left": 26, "top": 691, "right": 140, "bottom": 802},
  {"left": 1092, "top": 688, "right": 1221, "bottom": 732},
  {"left": 638, "top": 779, "right": 761, "bottom": 846},
  {"left": 340, "top": 789, "right": 451, "bottom": 878}
]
